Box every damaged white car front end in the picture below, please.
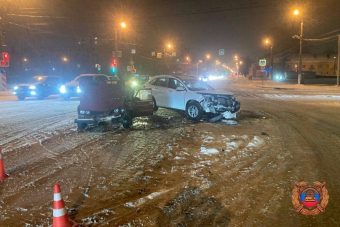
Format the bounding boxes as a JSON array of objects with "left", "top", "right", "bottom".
[{"left": 199, "top": 92, "right": 240, "bottom": 122}]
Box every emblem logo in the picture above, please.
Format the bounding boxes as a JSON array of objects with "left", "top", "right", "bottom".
[{"left": 292, "top": 181, "right": 329, "bottom": 215}]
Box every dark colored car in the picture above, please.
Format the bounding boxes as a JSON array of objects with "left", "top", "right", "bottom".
[
  {"left": 13, "top": 76, "right": 63, "bottom": 100},
  {"left": 75, "top": 74, "right": 154, "bottom": 130}
]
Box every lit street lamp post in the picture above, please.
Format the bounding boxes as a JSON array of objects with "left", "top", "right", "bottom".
[
  {"left": 263, "top": 38, "right": 273, "bottom": 80},
  {"left": 114, "top": 21, "right": 127, "bottom": 53},
  {"left": 337, "top": 35, "right": 340, "bottom": 86},
  {"left": 293, "top": 9, "right": 304, "bottom": 84}
]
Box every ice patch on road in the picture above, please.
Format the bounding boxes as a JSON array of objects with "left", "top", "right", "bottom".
[{"left": 200, "top": 146, "right": 219, "bottom": 155}]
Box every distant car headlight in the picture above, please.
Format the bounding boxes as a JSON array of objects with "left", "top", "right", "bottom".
[
  {"left": 59, "top": 85, "right": 67, "bottom": 94},
  {"left": 76, "top": 86, "right": 81, "bottom": 94},
  {"left": 29, "top": 85, "right": 36, "bottom": 90},
  {"left": 30, "top": 90, "right": 37, "bottom": 96},
  {"left": 14, "top": 86, "right": 19, "bottom": 90},
  {"left": 274, "top": 74, "right": 284, "bottom": 81}
]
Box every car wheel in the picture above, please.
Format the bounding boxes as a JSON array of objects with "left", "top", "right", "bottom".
[
  {"left": 152, "top": 97, "right": 158, "bottom": 112},
  {"left": 122, "top": 112, "right": 133, "bottom": 129},
  {"left": 186, "top": 101, "right": 203, "bottom": 122},
  {"left": 17, "top": 95, "right": 26, "bottom": 101},
  {"left": 77, "top": 122, "right": 87, "bottom": 131}
]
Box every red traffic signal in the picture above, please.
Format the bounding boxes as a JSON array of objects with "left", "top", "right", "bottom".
[
  {"left": 111, "top": 58, "right": 118, "bottom": 67},
  {"left": 0, "top": 52, "right": 10, "bottom": 67}
]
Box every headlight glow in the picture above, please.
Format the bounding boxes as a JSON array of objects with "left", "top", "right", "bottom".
[
  {"left": 274, "top": 74, "right": 284, "bottom": 81},
  {"left": 30, "top": 91, "right": 37, "bottom": 96},
  {"left": 14, "top": 86, "right": 19, "bottom": 90},
  {"left": 76, "top": 86, "right": 81, "bottom": 94},
  {"left": 29, "top": 85, "right": 36, "bottom": 90},
  {"left": 130, "top": 80, "right": 138, "bottom": 88},
  {"left": 59, "top": 85, "right": 67, "bottom": 94}
]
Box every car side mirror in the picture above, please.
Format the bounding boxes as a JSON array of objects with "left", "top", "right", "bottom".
[{"left": 176, "top": 86, "right": 186, "bottom": 91}]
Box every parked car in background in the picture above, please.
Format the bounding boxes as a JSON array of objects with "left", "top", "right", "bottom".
[
  {"left": 145, "top": 75, "right": 240, "bottom": 121},
  {"left": 13, "top": 75, "right": 63, "bottom": 100},
  {"left": 59, "top": 74, "right": 114, "bottom": 100}
]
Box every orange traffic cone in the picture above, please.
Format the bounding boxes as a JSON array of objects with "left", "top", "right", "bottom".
[
  {"left": 0, "top": 147, "right": 9, "bottom": 181},
  {"left": 53, "top": 183, "right": 72, "bottom": 227}
]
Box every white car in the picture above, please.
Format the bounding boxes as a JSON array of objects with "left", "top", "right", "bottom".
[{"left": 145, "top": 75, "right": 240, "bottom": 121}]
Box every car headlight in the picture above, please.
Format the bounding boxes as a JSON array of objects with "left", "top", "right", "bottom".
[
  {"left": 29, "top": 85, "right": 36, "bottom": 90},
  {"left": 274, "top": 74, "right": 283, "bottom": 81},
  {"left": 59, "top": 85, "right": 67, "bottom": 94},
  {"left": 30, "top": 90, "right": 37, "bottom": 96},
  {"left": 14, "top": 86, "right": 18, "bottom": 90},
  {"left": 76, "top": 86, "right": 81, "bottom": 94},
  {"left": 130, "top": 80, "right": 138, "bottom": 88}
]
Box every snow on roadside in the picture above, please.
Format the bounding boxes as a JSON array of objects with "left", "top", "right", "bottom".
[
  {"left": 263, "top": 94, "right": 340, "bottom": 100},
  {"left": 246, "top": 136, "right": 265, "bottom": 149},
  {"left": 124, "top": 189, "right": 173, "bottom": 208},
  {"left": 200, "top": 146, "right": 219, "bottom": 155}
]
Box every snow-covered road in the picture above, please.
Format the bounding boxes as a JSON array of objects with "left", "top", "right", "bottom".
[{"left": 1, "top": 80, "right": 340, "bottom": 226}]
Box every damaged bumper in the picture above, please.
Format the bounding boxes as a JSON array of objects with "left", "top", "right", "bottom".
[{"left": 201, "top": 95, "right": 240, "bottom": 113}]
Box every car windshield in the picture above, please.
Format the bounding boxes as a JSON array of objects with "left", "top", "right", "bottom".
[{"left": 181, "top": 79, "right": 213, "bottom": 91}]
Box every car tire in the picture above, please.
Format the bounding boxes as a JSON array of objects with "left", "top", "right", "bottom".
[
  {"left": 152, "top": 97, "right": 158, "bottom": 112},
  {"left": 77, "top": 122, "right": 87, "bottom": 131},
  {"left": 122, "top": 112, "right": 133, "bottom": 129},
  {"left": 185, "top": 101, "right": 203, "bottom": 122},
  {"left": 17, "top": 95, "right": 25, "bottom": 101}
]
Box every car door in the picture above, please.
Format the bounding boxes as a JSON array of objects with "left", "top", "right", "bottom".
[
  {"left": 129, "top": 89, "right": 154, "bottom": 117},
  {"left": 149, "top": 77, "right": 169, "bottom": 107},
  {"left": 167, "top": 78, "right": 186, "bottom": 110}
]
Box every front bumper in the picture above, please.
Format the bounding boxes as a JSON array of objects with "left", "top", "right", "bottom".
[{"left": 13, "top": 90, "right": 37, "bottom": 97}]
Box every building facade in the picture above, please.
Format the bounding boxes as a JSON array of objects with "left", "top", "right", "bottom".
[{"left": 285, "top": 55, "right": 338, "bottom": 76}]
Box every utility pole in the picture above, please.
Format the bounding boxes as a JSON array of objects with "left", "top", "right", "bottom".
[
  {"left": 298, "top": 20, "right": 304, "bottom": 85},
  {"left": 269, "top": 45, "right": 273, "bottom": 80},
  {"left": 337, "top": 35, "right": 340, "bottom": 86}
]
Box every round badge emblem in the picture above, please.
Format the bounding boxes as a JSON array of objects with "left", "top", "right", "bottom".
[{"left": 292, "top": 181, "right": 329, "bottom": 215}]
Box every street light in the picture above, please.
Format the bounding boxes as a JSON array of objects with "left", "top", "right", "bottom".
[
  {"left": 114, "top": 20, "right": 128, "bottom": 52},
  {"left": 206, "top": 54, "right": 211, "bottom": 60},
  {"left": 62, "top": 56, "right": 69, "bottom": 63},
  {"left": 263, "top": 38, "right": 274, "bottom": 79},
  {"left": 185, "top": 56, "right": 191, "bottom": 62},
  {"left": 120, "top": 21, "right": 127, "bottom": 29},
  {"left": 23, "top": 57, "right": 28, "bottom": 63},
  {"left": 293, "top": 9, "right": 300, "bottom": 16},
  {"left": 293, "top": 7, "right": 304, "bottom": 84}
]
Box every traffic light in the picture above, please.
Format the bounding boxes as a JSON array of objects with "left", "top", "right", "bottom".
[
  {"left": 110, "top": 58, "right": 118, "bottom": 74},
  {"left": 0, "top": 52, "right": 10, "bottom": 67},
  {"left": 95, "top": 63, "right": 101, "bottom": 72}
]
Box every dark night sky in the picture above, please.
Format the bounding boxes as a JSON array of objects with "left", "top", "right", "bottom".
[{"left": 2, "top": 0, "right": 340, "bottom": 64}]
